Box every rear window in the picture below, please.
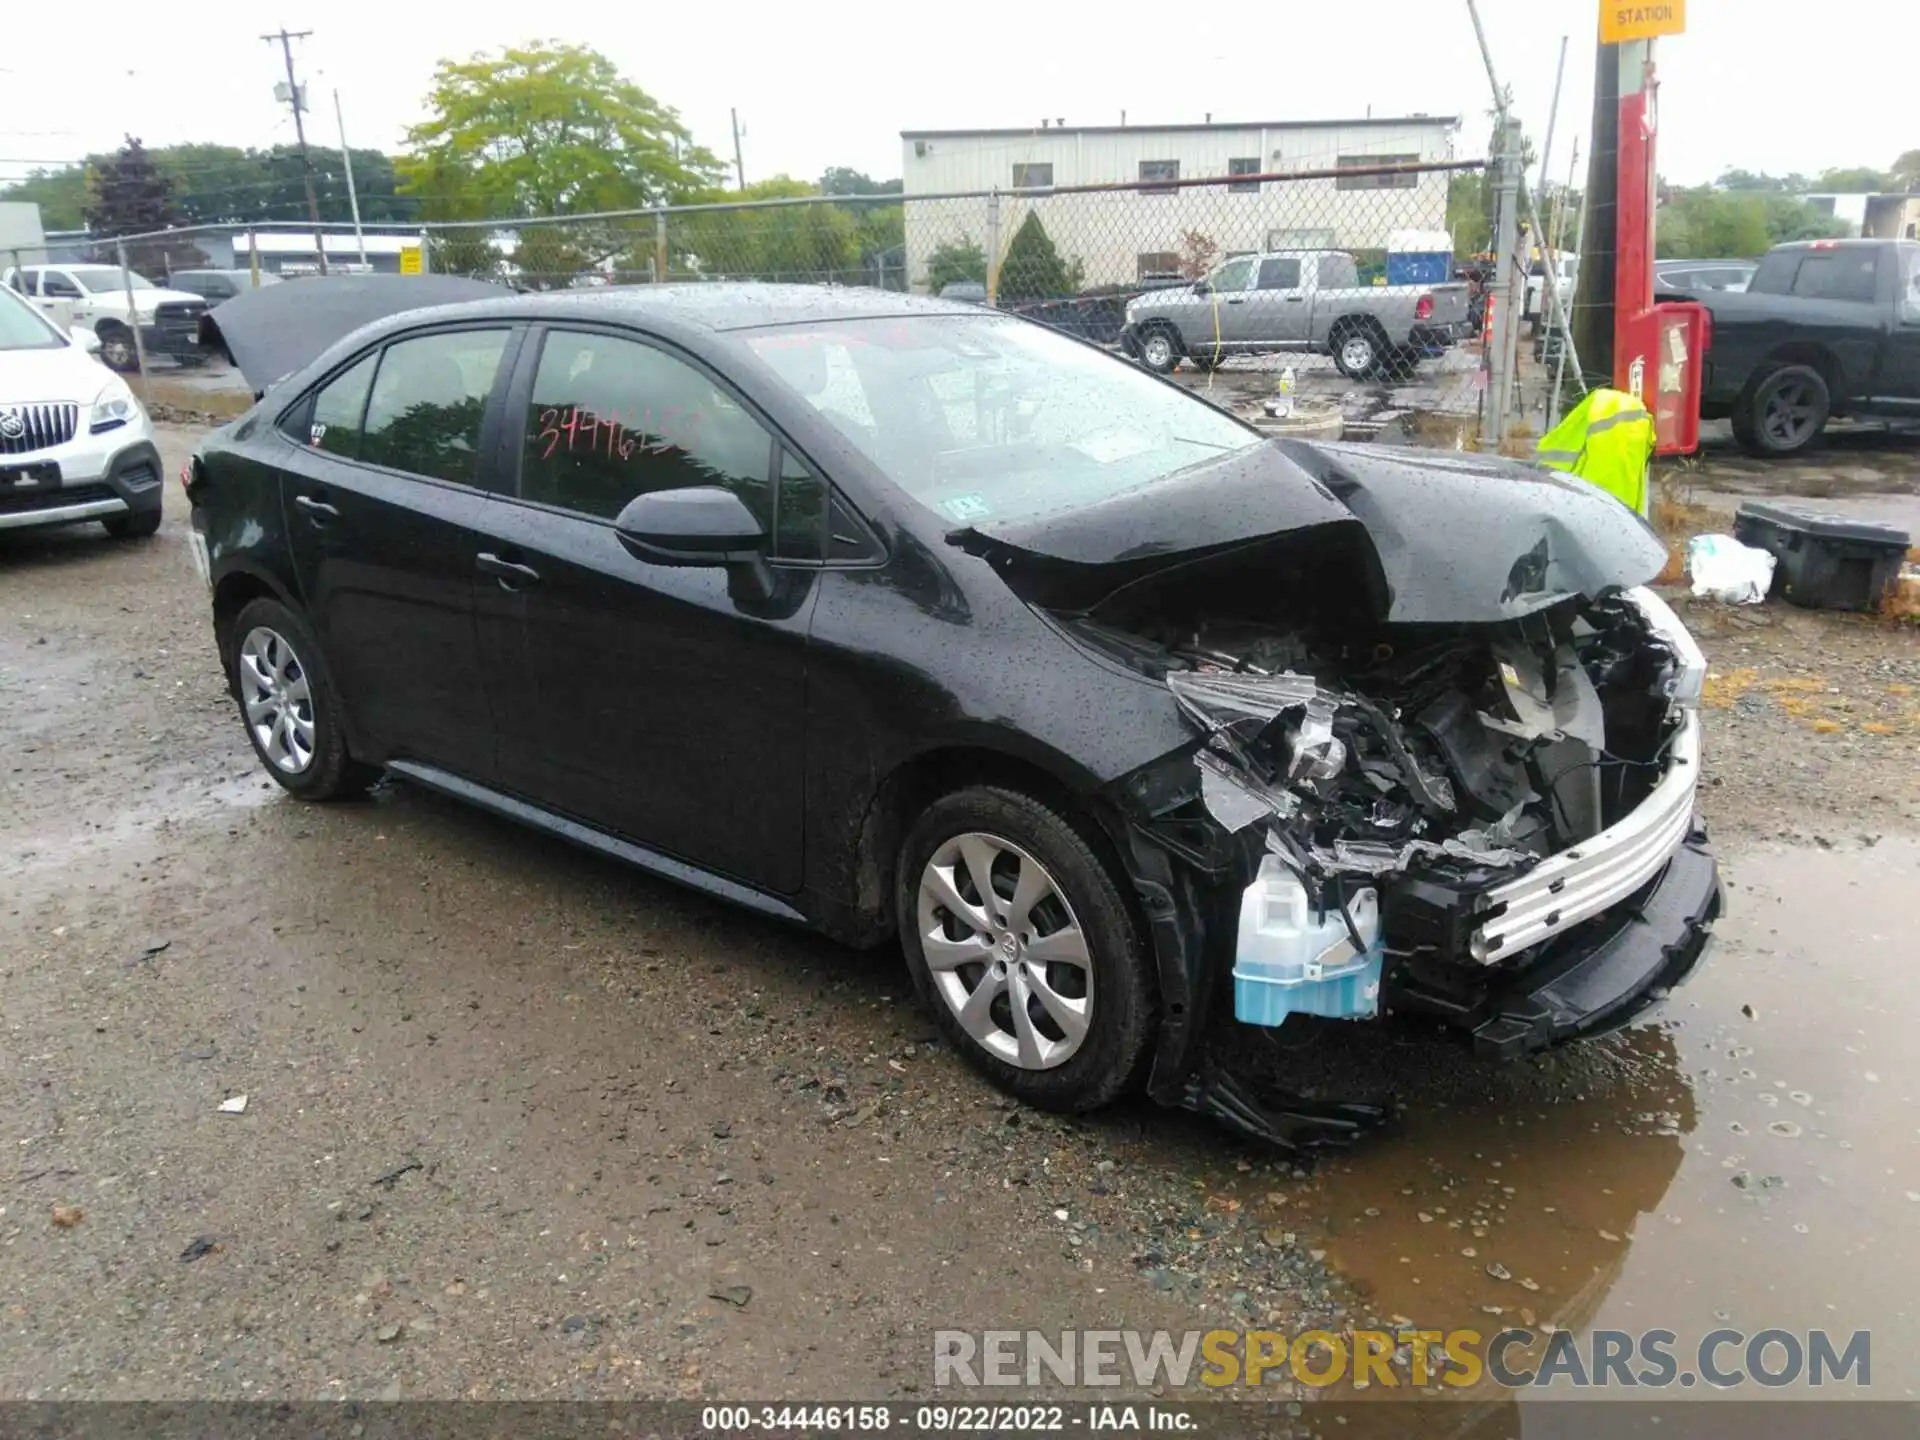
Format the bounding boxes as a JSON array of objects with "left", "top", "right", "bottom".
[{"left": 1786, "top": 251, "right": 1878, "bottom": 302}]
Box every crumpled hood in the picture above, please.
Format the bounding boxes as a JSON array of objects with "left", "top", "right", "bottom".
[{"left": 950, "top": 437, "right": 1667, "bottom": 623}]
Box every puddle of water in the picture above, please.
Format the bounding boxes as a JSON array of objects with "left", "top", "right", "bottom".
[{"left": 1278, "top": 837, "right": 1920, "bottom": 1401}]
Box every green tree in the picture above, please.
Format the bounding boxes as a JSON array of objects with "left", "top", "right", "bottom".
[
  {"left": 1657, "top": 187, "right": 1845, "bottom": 258},
  {"left": 1, "top": 166, "right": 88, "bottom": 230},
  {"left": 84, "top": 136, "right": 204, "bottom": 274},
  {"left": 819, "top": 167, "right": 902, "bottom": 198},
  {"left": 673, "top": 176, "right": 863, "bottom": 282},
  {"left": 1446, "top": 170, "right": 1488, "bottom": 255},
  {"left": 995, "top": 211, "right": 1083, "bottom": 302},
  {"left": 1813, "top": 166, "right": 1889, "bottom": 193},
  {"left": 399, "top": 40, "right": 723, "bottom": 240},
  {"left": 925, "top": 237, "right": 987, "bottom": 291},
  {"left": 1892, "top": 150, "right": 1920, "bottom": 191}
]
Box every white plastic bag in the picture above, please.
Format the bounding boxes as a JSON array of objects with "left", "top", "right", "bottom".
[{"left": 1687, "top": 533, "right": 1776, "bottom": 604}]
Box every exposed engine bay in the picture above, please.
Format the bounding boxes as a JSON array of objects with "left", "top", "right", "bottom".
[{"left": 1070, "top": 553, "right": 1703, "bottom": 983}]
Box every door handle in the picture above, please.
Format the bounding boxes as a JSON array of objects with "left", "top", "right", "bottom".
[
  {"left": 1285, "top": 295, "right": 1306, "bottom": 303},
  {"left": 1226, "top": 297, "right": 1246, "bottom": 304},
  {"left": 293, "top": 493, "right": 339, "bottom": 520},
  {"left": 476, "top": 552, "right": 541, "bottom": 588}
]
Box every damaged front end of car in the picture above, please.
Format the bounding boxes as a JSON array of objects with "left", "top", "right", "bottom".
[
  {"left": 958, "top": 440, "right": 1724, "bottom": 1148},
  {"left": 1103, "top": 585, "right": 1719, "bottom": 1147}
]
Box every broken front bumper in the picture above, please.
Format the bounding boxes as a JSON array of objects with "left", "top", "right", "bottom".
[{"left": 1466, "top": 821, "right": 1720, "bottom": 1058}]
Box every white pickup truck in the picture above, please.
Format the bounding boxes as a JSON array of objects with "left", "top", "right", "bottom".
[
  {"left": 2, "top": 263, "right": 211, "bottom": 373},
  {"left": 1121, "top": 250, "right": 1471, "bottom": 379}
]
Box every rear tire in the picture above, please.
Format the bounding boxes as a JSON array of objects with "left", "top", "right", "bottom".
[
  {"left": 95, "top": 323, "right": 138, "bottom": 373},
  {"left": 897, "top": 786, "right": 1156, "bottom": 1114},
  {"left": 1733, "top": 364, "right": 1829, "bottom": 457},
  {"left": 102, "top": 507, "right": 161, "bottom": 539},
  {"left": 226, "top": 597, "right": 375, "bottom": 801},
  {"left": 1330, "top": 322, "right": 1385, "bottom": 379}
]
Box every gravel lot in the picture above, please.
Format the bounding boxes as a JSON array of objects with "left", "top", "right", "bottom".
[{"left": 3, "top": 423, "right": 1915, "bottom": 1403}]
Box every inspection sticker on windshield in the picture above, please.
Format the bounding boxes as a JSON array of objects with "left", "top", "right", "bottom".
[{"left": 941, "top": 493, "right": 993, "bottom": 522}]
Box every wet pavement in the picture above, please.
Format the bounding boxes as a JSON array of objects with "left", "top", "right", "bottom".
[
  {"left": 2, "top": 424, "right": 1917, "bottom": 1413},
  {"left": 1240, "top": 837, "right": 1920, "bottom": 1403}
]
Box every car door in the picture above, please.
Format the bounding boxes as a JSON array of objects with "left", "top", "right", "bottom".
[
  {"left": 1881, "top": 245, "right": 1920, "bottom": 409},
  {"left": 1247, "top": 255, "right": 1309, "bottom": 346},
  {"left": 275, "top": 323, "right": 522, "bottom": 780},
  {"left": 472, "top": 324, "right": 817, "bottom": 894},
  {"left": 1189, "top": 256, "right": 1256, "bottom": 351}
]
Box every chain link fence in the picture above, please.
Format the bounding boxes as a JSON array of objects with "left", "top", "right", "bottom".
[{"left": 11, "top": 159, "right": 1502, "bottom": 441}]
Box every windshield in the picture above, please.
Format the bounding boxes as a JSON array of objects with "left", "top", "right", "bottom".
[
  {"left": 743, "top": 315, "right": 1260, "bottom": 527},
  {"left": 0, "top": 287, "right": 65, "bottom": 351},
  {"left": 76, "top": 269, "right": 154, "bottom": 293}
]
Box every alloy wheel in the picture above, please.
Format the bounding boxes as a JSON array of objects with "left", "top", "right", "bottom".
[
  {"left": 1142, "top": 332, "right": 1174, "bottom": 370},
  {"left": 1340, "top": 334, "right": 1375, "bottom": 374},
  {"left": 916, "top": 832, "right": 1093, "bottom": 1070},
  {"left": 1762, "top": 380, "right": 1820, "bottom": 448},
  {"left": 238, "top": 626, "right": 316, "bottom": 774}
]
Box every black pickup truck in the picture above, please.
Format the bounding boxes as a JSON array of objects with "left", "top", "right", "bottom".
[{"left": 1698, "top": 238, "right": 1920, "bottom": 456}]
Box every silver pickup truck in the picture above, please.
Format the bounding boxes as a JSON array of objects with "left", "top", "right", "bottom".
[{"left": 1121, "top": 250, "right": 1471, "bottom": 379}]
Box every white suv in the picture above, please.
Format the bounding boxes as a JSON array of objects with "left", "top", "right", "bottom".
[
  {"left": 0, "top": 285, "right": 164, "bottom": 539},
  {"left": 2, "top": 263, "right": 211, "bottom": 373}
]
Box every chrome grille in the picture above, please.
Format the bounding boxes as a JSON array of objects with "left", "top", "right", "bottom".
[{"left": 0, "top": 402, "right": 80, "bottom": 456}]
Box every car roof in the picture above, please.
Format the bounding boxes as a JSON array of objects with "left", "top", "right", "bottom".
[{"left": 383, "top": 282, "right": 987, "bottom": 335}]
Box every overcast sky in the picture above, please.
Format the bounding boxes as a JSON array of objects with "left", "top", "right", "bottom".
[{"left": 0, "top": 1, "right": 1908, "bottom": 199}]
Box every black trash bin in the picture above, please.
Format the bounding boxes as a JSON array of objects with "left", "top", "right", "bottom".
[{"left": 1732, "top": 501, "right": 1911, "bottom": 612}]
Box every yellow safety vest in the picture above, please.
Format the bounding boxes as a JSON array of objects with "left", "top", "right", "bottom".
[{"left": 1535, "top": 389, "right": 1656, "bottom": 517}]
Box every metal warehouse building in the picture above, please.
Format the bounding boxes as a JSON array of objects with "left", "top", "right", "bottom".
[{"left": 900, "top": 115, "right": 1459, "bottom": 291}]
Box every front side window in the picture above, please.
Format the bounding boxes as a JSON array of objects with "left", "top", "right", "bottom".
[
  {"left": 359, "top": 329, "right": 509, "bottom": 484},
  {"left": 1209, "top": 257, "right": 1256, "bottom": 293},
  {"left": 1899, "top": 246, "right": 1920, "bottom": 324},
  {"left": 520, "top": 329, "right": 776, "bottom": 533},
  {"left": 743, "top": 315, "right": 1259, "bottom": 529},
  {"left": 41, "top": 272, "right": 82, "bottom": 299},
  {"left": 0, "top": 286, "right": 64, "bottom": 351},
  {"left": 302, "top": 352, "right": 379, "bottom": 458}
]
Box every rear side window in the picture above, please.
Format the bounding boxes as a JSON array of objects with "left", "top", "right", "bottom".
[
  {"left": 1317, "top": 253, "right": 1357, "bottom": 288},
  {"left": 520, "top": 329, "right": 776, "bottom": 531},
  {"left": 304, "top": 353, "right": 378, "bottom": 458},
  {"left": 1900, "top": 247, "right": 1920, "bottom": 324},
  {"left": 360, "top": 329, "right": 510, "bottom": 485},
  {"left": 1788, "top": 251, "right": 1877, "bottom": 302}
]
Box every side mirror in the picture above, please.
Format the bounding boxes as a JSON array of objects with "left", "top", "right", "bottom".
[
  {"left": 75, "top": 327, "right": 102, "bottom": 355},
  {"left": 1191, "top": 279, "right": 1211, "bottom": 295},
  {"left": 616, "top": 487, "right": 773, "bottom": 601}
]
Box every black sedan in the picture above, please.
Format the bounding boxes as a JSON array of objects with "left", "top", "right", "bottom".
[{"left": 185, "top": 286, "right": 1721, "bottom": 1146}]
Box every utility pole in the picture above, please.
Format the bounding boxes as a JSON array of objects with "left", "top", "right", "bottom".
[
  {"left": 333, "top": 88, "right": 368, "bottom": 270},
  {"left": 730, "top": 108, "right": 746, "bottom": 189},
  {"left": 262, "top": 27, "right": 328, "bottom": 276}
]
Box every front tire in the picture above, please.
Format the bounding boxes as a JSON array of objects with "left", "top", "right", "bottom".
[
  {"left": 227, "top": 597, "right": 373, "bottom": 800},
  {"left": 1136, "top": 324, "right": 1183, "bottom": 376},
  {"left": 1733, "top": 363, "right": 1829, "bottom": 457},
  {"left": 898, "top": 786, "right": 1156, "bottom": 1114}
]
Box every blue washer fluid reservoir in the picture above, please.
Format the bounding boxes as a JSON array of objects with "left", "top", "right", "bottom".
[{"left": 1233, "top": 855, "right": 1384, "bottom": 1027}]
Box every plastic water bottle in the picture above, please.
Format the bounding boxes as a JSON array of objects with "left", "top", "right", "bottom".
[{"left": 1266, "top": 366, "right": 1297, "bottom": 419}]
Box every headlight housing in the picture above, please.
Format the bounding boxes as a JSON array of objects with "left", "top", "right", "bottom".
[
  {"left": 89, "top": 378, "right": 141, "bottom": 434},
  {"left": 1626, "top": 585, "right": 1706, "bottom": 711}
]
